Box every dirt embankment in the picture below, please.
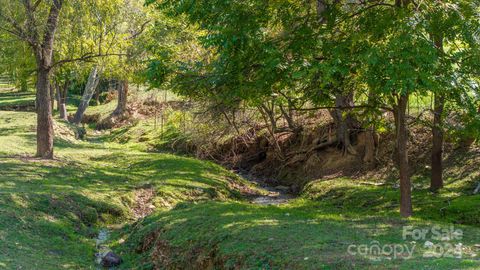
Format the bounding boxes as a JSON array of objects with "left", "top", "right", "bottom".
[
  {"left": 88, "top": 97, "right": 478, "bottom": 194},
  {"left": 184, "top": 120, "right": 477, "bottom": 193}
]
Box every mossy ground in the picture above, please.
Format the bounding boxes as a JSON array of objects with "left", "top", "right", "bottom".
[{"left": 0, "top": 88, "right": 479, "bottom": 269}]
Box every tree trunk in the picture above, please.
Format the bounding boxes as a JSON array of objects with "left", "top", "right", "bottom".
[
  {"left": 72, "top": 66, "right": 100, "bottom": 124},
  {"left": 316, "top": 0, "right": 327, "bottom": 23},
  {"left": 95, "top": 85, "right": 100, "bottom": 105},
  {"left": 329, "top": 92, "right": 357, "bottom": 155},
  {"left": 56, "top": 81, "right": 68, "bottom": 120},
  {"left": 259, "top": 102, "right": 277, "bottom": 134},
  {"left": 113, "top": 80, "right": 128, "bottom": 115},
  {"left": 363, "top": 129, "right": 376, "bottom": 163},
  {"left": 55, "top": 82, "right": 61, "bottom": 111},
  {"left": 32, "top": 0, "right": 63, "bottom": 159},
  {"left": 50, "top": 83, "right": 56, "bottom": 112},
  {"left": 36, "top": 68, "right": 54, "bottom": 159},
  {"left": 279, "top": 104, "right": 297, "bottom": 131},
  {"left": 394, "top": 94, "right": 413, "bottom": 217},
  {"left": 430, "top": 34, "right": 445, "bottom": 192},
  {"left": 431, "top": 93, "right": 445, "bottom": 192}
]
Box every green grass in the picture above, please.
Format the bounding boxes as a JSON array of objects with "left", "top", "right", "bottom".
[
  {"left": 0, "top": 110, "right": 255, "bottom": 269},
  {"left": 117, "top": 199, "right": 480, "bottom": 269},
  {"left": 302, "top": 177, "right": 480, "bottom": 226},
  {"left": 0, "top": 88, "right": 35, "bottom": 109}
]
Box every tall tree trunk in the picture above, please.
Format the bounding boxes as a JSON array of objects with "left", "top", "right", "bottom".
[
  {"left": 316, "top": 0, "right": 359, "bottom": 154},
  {"left": 430, "top": 35, "right": 445, "bottom": 192},
  {"left": 72, "top": 66, "right": 100, "bottom": 124},
  {"left": 363, "top": 90, "right": 379, "bottom": 163},
  {"left": 431, "top": 93, "right": 445, "bottom": 192},
  {"left": 113, "top": 80, "right": 128, "bottom": 115},
  {"left": 36, "top": 68, "right": 54, "bottom": 159},
  {"left": 394, "top": 94, "right": 413, "bottom": 217}
]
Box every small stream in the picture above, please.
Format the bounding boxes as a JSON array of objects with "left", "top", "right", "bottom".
[
  {"left": 94, "top": 229, "right": 118, "bottom": 270},
  {"left": 92, "top": 170, "right": 293, "bottom": 268},
  {"left": 237, "top": 170, "right": 295, "bottom": 205}
]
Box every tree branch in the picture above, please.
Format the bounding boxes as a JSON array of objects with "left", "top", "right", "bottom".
[
  {"left": 292, "top": 105, "right": 393, "bottom": 112},
  {"left": 51, "top": 53, "right": 127, "bottom": 68},
  {"left": 0, "top": 13, "right": 31, "bottom": 44},
  {"left": 32, "top": 0, "right": 43, "bottom": 11},
  {"left": 126, "top": 20, "right": 151, "bottom": 40}
]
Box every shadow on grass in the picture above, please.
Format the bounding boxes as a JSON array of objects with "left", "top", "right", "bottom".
[
  {"left": 304, "top": 178, "right": 480, "bottom": 228},
  {"left": 0, "top": 190, "right": 124, "bottom": 269}
]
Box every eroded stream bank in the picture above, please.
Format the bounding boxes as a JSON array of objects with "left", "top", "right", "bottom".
[{"left": 91, "top": 167, "right": 296, "bottom": 269}]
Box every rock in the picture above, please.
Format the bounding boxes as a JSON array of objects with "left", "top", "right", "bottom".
[
  {"left": 101, "top": 251, "right": 122, "bottom": 267},
  {"left": 424, "top": 241, "right": 434, "bottom": 248}
]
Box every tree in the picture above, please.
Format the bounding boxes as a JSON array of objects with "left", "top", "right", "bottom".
[
  {"left": 425, "top": 0, "right": 480, "bottom": 191},
  {"left": 100, "top": 0, "right": 154, "bottom": 118},
  {"left": 72, "top": 66, "right": 101, "bottom": 124},
  {"left": 350, "top": 0, "right": 435, "bottom": 217},
  {"left": 148, "top": 0, "right": 480, "bottom": 218},
  {"left": 0, "top": 0, "right": 65, "bottom": 158},
  {"left": 0, "top": 0, "right": 133, "bottom": 157}
]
